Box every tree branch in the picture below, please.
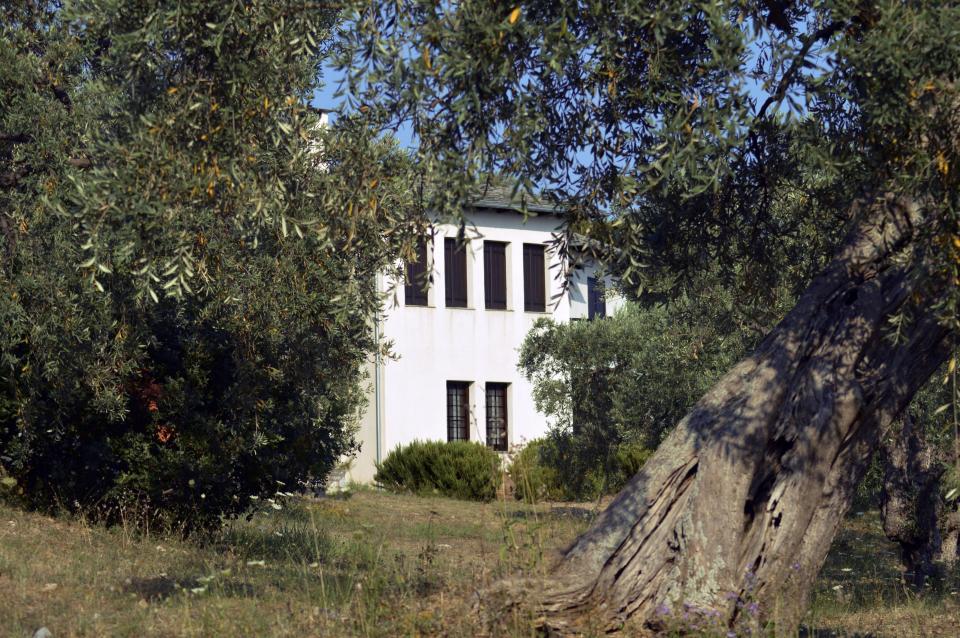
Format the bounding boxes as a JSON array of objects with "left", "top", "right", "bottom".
[
  {"left": 757, "top": 21, "right": 845, "bottom": 121},
  {"left": 760, "top": 0, "right": 795, "bottom": 34},
  {"left": 49, "top": 82, "right": 72, "bottom": 112}
]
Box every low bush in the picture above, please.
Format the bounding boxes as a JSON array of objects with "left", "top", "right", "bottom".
[
  {"left": 509, "top": 439, "right": 564, "bottom": 503},
  {"left": 374, "top": 441, "right": 501, "bottom": 502},
  {"left": 610, "top": 442, "right": 654, "bottom": 491},
  {"left": 511, "top": 438, "right": 653, "bottom": 502}
]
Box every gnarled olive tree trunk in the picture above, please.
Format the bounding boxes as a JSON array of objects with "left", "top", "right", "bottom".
[{"left": 500, "top": 195, "right": 952, "bottom": 635}]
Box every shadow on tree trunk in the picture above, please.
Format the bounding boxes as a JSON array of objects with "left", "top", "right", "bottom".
[{"left": 482, "top": 194, "right": 953, "bottom": 636}]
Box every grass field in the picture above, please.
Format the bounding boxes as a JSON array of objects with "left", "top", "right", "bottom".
[{"left": 1, "top": 490, "right": 958, "bottom": 637}]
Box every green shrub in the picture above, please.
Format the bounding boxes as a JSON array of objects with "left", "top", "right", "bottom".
[
  {"left": 509, "top": 439, "right": 563, "bottom": 503},
  {"left": 511, "top": 438, "right": 653, "bottom": 502},
  {"left": 2, "top": 274, "right": 369, "bottom": 533},
  {"left": 610, "top": 441, "right": 654, "bottom": 492},
  {"left": 375, "top": 441, "right": 502, "bottom": 502},
  {"left": 0, "top": 2, "right": 422, "bottom": 532},
  {"left": 518, "top": 298, "right": 755, "bottom": 501}
]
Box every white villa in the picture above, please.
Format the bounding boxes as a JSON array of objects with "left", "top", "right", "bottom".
[{"left": 346, "top": 188, "right": 622, "bottom": 483}]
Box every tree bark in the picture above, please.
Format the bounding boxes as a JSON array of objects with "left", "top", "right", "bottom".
[
  {"left": 500, "top": 194, "right": 952, "bottom": 635},
  {"left": 879, "top": 413, "right": 946, "bottom": 588}
]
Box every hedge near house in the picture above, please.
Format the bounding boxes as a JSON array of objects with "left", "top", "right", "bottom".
[
  {"left": 0, "top": 1, "right": 422, "bottom": 531},
  {"left": 510, "top": 438, "right": 652, "bottom": 503},
  {"left": 375, "top": 441, "right": 502, "bottom": 502}
]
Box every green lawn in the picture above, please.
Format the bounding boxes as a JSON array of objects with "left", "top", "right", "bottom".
[{"left": 0, "top": 491, "right": 957, "bottom": 636}]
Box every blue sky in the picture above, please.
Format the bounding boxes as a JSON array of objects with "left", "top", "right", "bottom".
[
  {"left": 312, "top": 31, "right": 788, "bottom": 156},
  {"left": 313, "top": 62, "right": 420, "bottom": 148}
]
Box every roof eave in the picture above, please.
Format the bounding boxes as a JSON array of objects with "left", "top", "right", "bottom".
[{"left": 469, "top": 200, "right": 563, "bottom": 215}]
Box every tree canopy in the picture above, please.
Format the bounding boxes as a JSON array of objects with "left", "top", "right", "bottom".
[
  {"left": 338, "top": 0, "right": 960, "bottom": 313},
  {"left": 517, "top": 290, "right": 755, "bottom": 498},
  {"left": 1, "top": 0, "right": 423, "bottom": 528}
]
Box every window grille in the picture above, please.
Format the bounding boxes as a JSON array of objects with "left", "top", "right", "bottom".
[
  {"left": 446, "top": 381, "right": 470, "bottom": 441},
  {"left": 485, "top": 383, "right": 508, "bottom": 451}
]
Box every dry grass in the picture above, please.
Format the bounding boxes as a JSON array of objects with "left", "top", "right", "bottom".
[
  {"left": 0, "top": 491, "right": 957, "bottom": 637},
  {"left": 805, "top": 510, "right": 960, "bottom": 637},
  {"left": 0, "top": 489, "right": 588, "bottom": 637}
]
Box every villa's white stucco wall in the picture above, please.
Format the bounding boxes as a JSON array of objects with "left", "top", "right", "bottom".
[
  {"left": 346, "top": 208, "right": 622, "bottom": 484},
  {"left": 347, "top": 357, "right": 385, "bottom": 484}
]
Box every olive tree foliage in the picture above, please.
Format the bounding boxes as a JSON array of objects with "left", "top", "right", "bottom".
[
  {"left": 337, "top": 0, "right": 960, "bottom": 632},
  {"left": 518, "top": 290, "right": 764, "bottom": 497},
  {"left": 1, "top": 1, "right": 424, "bottom": 530},
  {"left": 335, "top": 0, "right": 960, "bottom": 318}
]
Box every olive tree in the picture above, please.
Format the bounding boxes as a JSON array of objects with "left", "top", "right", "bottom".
[
  {"left": 1, "top": 1, "right": 423, "bottom": 530},
  {"left": 518, "top": 290, "right": 760, "bottom": 498},
  {"left": 338, "top": 1, "right": 960, "bottom": 632}
]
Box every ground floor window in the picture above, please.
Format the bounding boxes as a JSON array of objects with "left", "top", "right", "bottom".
[
  {"left": 485, "top": 383, "right": 508, "bottom": 451},
  {"left": 446, "top": 381, "right": 470, "bottom": 441}
]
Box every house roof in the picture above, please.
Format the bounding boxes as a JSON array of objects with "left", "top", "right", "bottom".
[{"left": 469, "top": 184, "right": 560, "bottom": 215}]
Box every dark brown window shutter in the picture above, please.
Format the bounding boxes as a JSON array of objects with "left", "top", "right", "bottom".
[
  {"left": 446, "top": 381, "right": 470, "bottom": 441},
  {"left": 485, "top": 383, "right": 508, "bottom": 451},
  {"left": 404, "top": 238, "right": 429, "bottom": 306},
  {"left": 483, "top": 241, "right": 507, "bottom": 310},
  {"left": 522, "top": 243, "right": 546, "bottom": 312},
  {"left": 444, "top": 238, "right": 468, "bottom": 308}
]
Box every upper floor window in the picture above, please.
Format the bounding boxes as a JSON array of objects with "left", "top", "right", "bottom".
[
  {"left": 447, "top": 381, "right": 470, "bottom": 442},
  {"left": 404, "top": 238, "right": 429, "bottom": 306},
  {"left": 522, "top": 243, "right": 546, "bottom": 312},
  {"left": 588, "top": 276, "right": 606, "bottom": 320},
  {"left": 444, "top": 238, "right": 468, "bottom": 308},
  {"left": 485, "top": 383, "right": 508, "bottom": 451},
  {"left": 483, "top": 241, "right": 508, "bottom": 310}
]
